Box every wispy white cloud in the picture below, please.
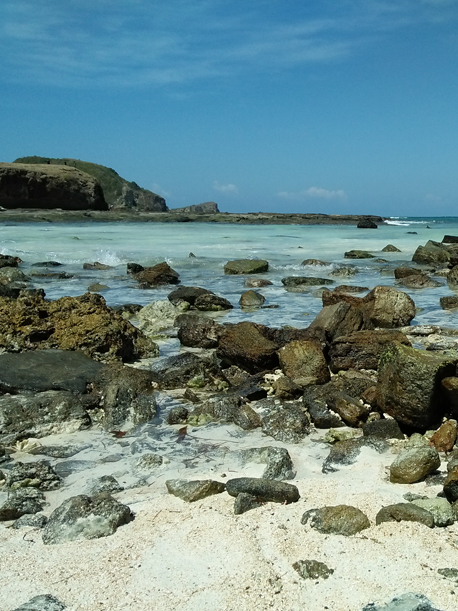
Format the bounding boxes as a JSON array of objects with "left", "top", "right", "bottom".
[
  {"left": 0, "top": 0, "right": 457, "bottom": 88},
  {"left": 278, "top": 187, "right": 347, "bottom": 201},
  {"left": 213, "top": 181, "right": 239, "bottom": 195}
]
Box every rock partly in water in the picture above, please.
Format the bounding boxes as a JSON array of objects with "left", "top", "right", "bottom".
[
  {"left": 42, "top": 493, "right": 133, "bottom": 544},
  {"left": 165, "top": 479, "right": 225, "bottom": 502},
  {"left": 301, "top": 505, "right": 370, "bottom": 535},
  {"left": 224, "top": 259, "right": 269, "bottom": 274},
  {"left": 357, "top": 218, "right": 378, "bottom": 229},
  {"left": 382, "top": 244, "right": 402, "bottom": 252},
  {"left": 133, "top": 262, "right": 180, "bottom": 287},
  {"left": 239, "top": 290, "right": 266, "bottom": 308},
  {"left": 344, "top": 250, "right": 375, "bottom": 259}
]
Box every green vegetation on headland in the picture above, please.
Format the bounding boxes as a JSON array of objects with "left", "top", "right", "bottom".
[{"left": 13, "top": 156, "right": 167, "bottom": 212}]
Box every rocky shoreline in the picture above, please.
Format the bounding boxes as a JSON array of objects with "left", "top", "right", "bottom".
[
  {"left": 1, "top": 240, "right": 458, "bottom": 610},
  {"left": 0, "top": 208, "right": 385, "bottom": 225}
]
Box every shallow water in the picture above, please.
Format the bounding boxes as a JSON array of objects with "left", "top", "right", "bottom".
[{"left": 2, "top": 218, "right": 458, "bottom": 329}]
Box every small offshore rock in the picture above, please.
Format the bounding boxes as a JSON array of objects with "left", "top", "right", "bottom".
[
  {"left": 239, "top": 290, "right": 266, "bottom": 308},
  {"left": 245, "top": 278, "right": 273, "bottom": 288},
  {"left": 224, "top": 259, "right": 269, "bottom": 274},
  {"left": 301, "top": 505, "right": 370, "bottom": 536},
  {"left": 344, "top": 250, "right": 375, "bottom": 259},
  {"left": 375, "top": 503, "right": 434, "bottom": 528},
  {"left": 42, "top": 493, "right": 133, "bottom": 544},
  {"left": 13, "top": 512, "right": 48, "bottom": 529},
  {"left": 411, "top": 498, "right": 455, "bottom": 527},
  {"left": 390, "top": 447, "right": 441, "bottom": 484},
  {"left": 225, "top": 477, "right": 300, "bottom": 504},
  {"left": 357, "top": 218, "right": 378, "bottom": 229},
  {"left": 166, "top": 479, "right": 225, "bottom": 502},
  {"left": 11, "top": 594, "right": 66, "bottom": 611},
  {"left": 234, "top": 493, "right": 264, "bottom": 515},
  {"left": 293, "top": 559, "right": 334, "bottom": 580},
  {"left": 382, "top": 244, "right": 401, "bottom": 252}
]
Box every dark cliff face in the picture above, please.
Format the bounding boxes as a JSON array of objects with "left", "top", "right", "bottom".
[
  {"left": 0, "top": 163, "right": 108, "bottom": 211},
  {"left": 13, "top": 156, "right": 168, "bottom": 212}
]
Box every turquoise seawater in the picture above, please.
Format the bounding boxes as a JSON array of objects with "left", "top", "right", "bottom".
[{"left": 1, "top": 217, "right": 458, "bottom": 329}]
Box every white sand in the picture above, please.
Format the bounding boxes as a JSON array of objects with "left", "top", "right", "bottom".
[{"left": 1, "top": 419, "right": 457, "bottom": 611}]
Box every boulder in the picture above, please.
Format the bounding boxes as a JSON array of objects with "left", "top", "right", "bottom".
[
  {"left": 191, "top": 394, "right": 261, "bottom": 430},
  {"left": 375, "top": 503, "right": 434, "bottom": 528},
  {"left": 328, "top": 330, "right": 411, "bottom": 373},
  {"left": 149, "top": 352, "right": 216, "bottom": 389},
  {"left": 0, "top": 487, "right": 46, "bottom": 521},
  {"left": 0, "top": 291, "right": 158, "bottom": 363},
  {"left": 394, "top": 267, "right": 424, "bottom": 279},
  {"left": 0, "top": 162, "right": 107, "bottom": 210},
  {"left": 225, "top": 477, "right": 300, "bottom": 504},
  {"left": 447, "top": 265, "right": 458, "bottom": 285},
  {"left": 411, "top": 498, "right": 455, "bottom": 527},
  {"left": 308, "top": 301, "right": 365, "bottom": 342},
  {"left": 93, "top": 364, "right": 158, "bottom": 430},
  {"left": 397, "top": 274, "right": 442, "bottom": 289},
  {"left": 261, "top": 402, "right": 311, "bottom": 443},
  {"left": 236, "top": 446, "right": 295, "bottom": 480},
  {"left": 239, "top": 290, "right": 266, "bottom": 308},
  {"left": 133, "top": 262, "right": 180, "bottom": 287},
  {"left": 176, "top": 313, "right": 224, "bottom": 349},
  {"left": 329, "top": 266, "right": 358, "bottom": 278},
  {"left": 83, "top": 261, "right": 112, "bottom": 270},
  {"left": 412, "top": 241, "right": 451, "bottom": 265},
  {"left": 194, "top": 293, "right": 233, "bottom": 311},
  {"left": 377, "top": 343, "right": 457, "bottom": 429},
  {"left": 362, "top": 419, "right": 404, "bottom": 440},
  {"left": 135, "top": 299, "right": 187, "bottom": 335},
  {"left": 301, "top": 505, "right": 370, "bottom": 535},
  {"left": 382, "top": 244, "right": 401, "bottom": 252},
  {"left": 0, "top": 391, "right": 91, "bottom": 445},
  {"left": 6, "top": 461, "right": 61, "bottom": 491},
  {"left": 278, "top": 339, "right": 330, "bottom": 385},
  {"left": 362, "top": 286, "right": 416, "bottom": 329},
  {"left": 322, "top": 437, "right": 388, "bottom": 473},
  {"left": 0, "top": 267, "right": 29, "bottom": 284},
  {"left": 0, "top": 254, "right": 21, "bottom": 267},
  {"left": 301, "top": 259, "right": 329, "bottom": 266},
  {"left": 42, "top": 493, "right": 133, "bottom": 544},
  {"left": 429, "top": 420, "right": 457, "bottom": 452},
  {"left": 357, "top": 218, "right": 378, "bottom": 228},
  {"left": 440, "top": 296, "right": 458, "bottom": 310},
  {"left": 217, "top": 322, "right": 279, "bottom": 373},
  {"left": 168, "top": 286, "right": 212, "bottom": 306},
  {"left": 390, "top": 446, "right": 441, "bottom": 483},
  {"left": 0, "top": 349, "right": 105, "bottom": 394},
  {"left": 331, "top": 394, "right": 371, "bottom": 427},
  {"left": 224, "top": 259, "right": 269, "bottom": 274},
  {"left": 233, "top": 493, "right": 264, "bottom": 515},
  {"left": 166, "top": 479, "right": 225, "bottom": 502}
]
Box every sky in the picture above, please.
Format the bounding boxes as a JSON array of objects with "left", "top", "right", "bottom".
[{"left": 1, "top": 0, "right": 458, "bottom": 216}]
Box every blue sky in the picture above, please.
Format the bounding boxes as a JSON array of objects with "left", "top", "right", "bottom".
[{"left": 1, "top": 0, "right": 458, "bottom": 216}]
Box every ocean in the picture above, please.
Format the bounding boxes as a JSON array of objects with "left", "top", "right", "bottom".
[{"left": 2, "top": 216, "right": 458, "bottom": 332}]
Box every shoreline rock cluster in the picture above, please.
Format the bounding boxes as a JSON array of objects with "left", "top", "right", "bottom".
[{"left": 1, "top": 241, "right": 458, "bottom": 611}]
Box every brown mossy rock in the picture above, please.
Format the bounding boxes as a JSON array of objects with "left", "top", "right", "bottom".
[
  {"left": 217, "top": 321, "right": 279, "bottom": 373},
  {"left": 397, "top": 274, "right": 442, "bottom": 289},
  {"left": 331, "top": 393, "right": 371, "bottom": 427},
  {"left": 442, "top": 377, "right": 458, "bottom": 418},
  {"left": 0, "top": 162, "right": 107, "bottom": 210},
  {"left": 308, "top": 301, "right": 365, "bottom": 343},
  {"left": 133, "top": 262, "right": 179, "bottom": 287},
  {"left": 176, "top": 313, "right": 224, "bottom": 348},
  {"left": 0, "top": 291, "right": 157, "bottom": 363},
  {"left": 278, "top": 339, "right": 330, "bottom": 386},
  {"left": 301, "top": 505, "right": 370, "bottom": 535},
  {"left": 382, "top": 244, "right": 401, "bottom": 252},
  {"left": 394, "top": 267, "right": 424, "bottom": 279},
  {"left": 375, "top": 503, "right": 434, "bottom": 527},
  {"left": 377, "top": 343, "right": 457, "bottom": 429},
  {"left": 440, "top": 296, "right": 458, "bottom": 310},
  {"left": 412, "top": 241, "right": 451, "bottom": 265},
  {"left": 429, "top": 420, "right": 458, "bottom": 452},
  {"left": 328, "top": 329, "right": 411, "bottom": 373}
]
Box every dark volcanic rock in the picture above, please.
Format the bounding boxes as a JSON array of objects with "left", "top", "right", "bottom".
[
  {"left": 0, "top": 291, "right": 158, "bottom": 363},
  {"left": 397, "top": 274, "right": 442, "bottom": 289},
  {"left": 224, "top": 259, "right": 269, "bottom": 274},
  {"left": 0, "top": 487, "right": 46, "bottom": 521},
  {"left": 234, "top": 493, "right": 264, "bottom": 514},
  {"left": 191, "top": 394, "right": 261, "bottom": 430},
  {"left": 176, "top": 314, "right": 224, "bottom": 348},
  {"left": 42, "top": 493, "right": 133, "bottom": 544},
  {"left": 194, "top": 293, "right": 233, "bottom": 311},
  {"left": 281, "top": 276, "right": 334, "bottom": 288},
  {"left": 168, "top": 286, "right": 212, "bottom": 306},
  {"left": 328, "top": 330, "right": 411, "bottom": 373},
  {"left": 362, "top": 419, "right": 404, "bottom": 440},
  {"left": 344, "top": 250, "right": 375, "bottom": 259},
  {"left": 394, "top": 267, "right": 424, "bottom": 279},
  {"left": 377, "top": 343, "right": 457, "bottom": 429},
  {"left": 0, "top": 162, "right": 107, "bottom": 210},
  {"left": 0, "top": 349, "right": 105, "bottom": 394},
  {"left": 322, "top": 437, "right": 388, "bottom": 473},
  {"left": 357, "top": 218, "right": 378, "bottom": 229},
  {"left": 226, "top": 477, "right": 300, "bottom": 504},
  {"left": 149, "top": 352, "right": 218, "bottom": 389},
  {"left": 6, "top": 460, "right": 61, "bottom": 491},
  {"left": 217, "top": 322, "right": 279, "bottom": 373},
  {"left": 0, "top": 391, "right": 91, "bottom": 444},
  {"left": 133, "top": 262, "right": 180, "bottom": 287},
  {"left": 261, "top": 402, "right": 311, "bottom": 443}
]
